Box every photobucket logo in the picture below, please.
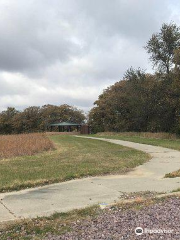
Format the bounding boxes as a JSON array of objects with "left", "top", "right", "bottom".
[{"left": 135, "top": 227, "right": 143, "bottom": 235}]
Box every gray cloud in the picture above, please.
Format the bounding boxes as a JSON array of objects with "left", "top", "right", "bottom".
[
  {"left": 0, "top": 0, "right": 179, "bottom": 111},
  {"left": 0, "top": 0, "right": 82, "bottom": 72}
]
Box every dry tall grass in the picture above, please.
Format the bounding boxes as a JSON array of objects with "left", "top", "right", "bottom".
[
  {"left": 0, "top": 133, "right": 54, "bottom": 159},
  {"left": 96, "top": 132, "right": 178, "bottom": 140}
]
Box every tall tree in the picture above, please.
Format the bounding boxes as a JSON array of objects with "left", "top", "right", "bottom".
[
  {"left": 0, "top": 107, "right": 19, "bottom": 134},
  {"left": 145, "top": 23, "right": 180, "bottom": 74}
]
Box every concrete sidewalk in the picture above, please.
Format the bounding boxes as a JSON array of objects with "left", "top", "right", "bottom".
[{"left": 1, "top": 136, "right": 180, "bottom": 223}]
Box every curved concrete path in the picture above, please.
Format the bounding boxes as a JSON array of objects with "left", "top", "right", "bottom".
[{"left": 1, "top": 136, "right": 180, "bottom": 223}]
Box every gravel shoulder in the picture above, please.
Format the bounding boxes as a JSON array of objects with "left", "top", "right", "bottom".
[{"left": 47, "top": 196, "right": 180, "bottom": 240}]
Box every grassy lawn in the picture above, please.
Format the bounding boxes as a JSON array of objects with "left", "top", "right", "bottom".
[{"left": 0, "top": 135, "right": 149, "bottom": 192}]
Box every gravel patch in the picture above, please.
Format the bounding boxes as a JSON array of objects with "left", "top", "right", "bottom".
[
  {"left": 45, "top": 197, "right": 180, "bottom": 240},
  {"left": 119, "top": 191, "right": 160, "bottom": 200}
]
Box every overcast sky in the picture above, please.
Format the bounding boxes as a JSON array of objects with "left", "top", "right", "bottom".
[{"left": 0, "top": 0, "right": 180, "bottom": 112}]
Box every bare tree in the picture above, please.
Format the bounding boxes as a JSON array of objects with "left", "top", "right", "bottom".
[{"left": 145, "top": 23, "right": 180, "bottom": 74}]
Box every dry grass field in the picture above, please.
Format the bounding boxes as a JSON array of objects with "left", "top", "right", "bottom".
[{"left": 0, "top": 133, "right": 54, "bottom": 159}]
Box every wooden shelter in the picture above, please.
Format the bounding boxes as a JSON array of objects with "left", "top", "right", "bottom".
[{"left": 49, "top": 121, "right": 90, "bottom": 134}]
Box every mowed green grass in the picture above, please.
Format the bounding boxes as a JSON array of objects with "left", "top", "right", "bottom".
[{"left": 0, "top": 135, "right": 149, "bottom": 192}]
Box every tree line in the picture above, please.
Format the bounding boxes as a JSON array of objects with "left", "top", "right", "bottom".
[
  {"left": 0, "top": 104, "right": 85, "bottom": 134},
  {"left": 89, "top": 23, "right": 180, "bottom": 133}
]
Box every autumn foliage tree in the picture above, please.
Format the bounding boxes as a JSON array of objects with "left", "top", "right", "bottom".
[{"left": 89, "top": 69, "right": 180, "bottom": 133}]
